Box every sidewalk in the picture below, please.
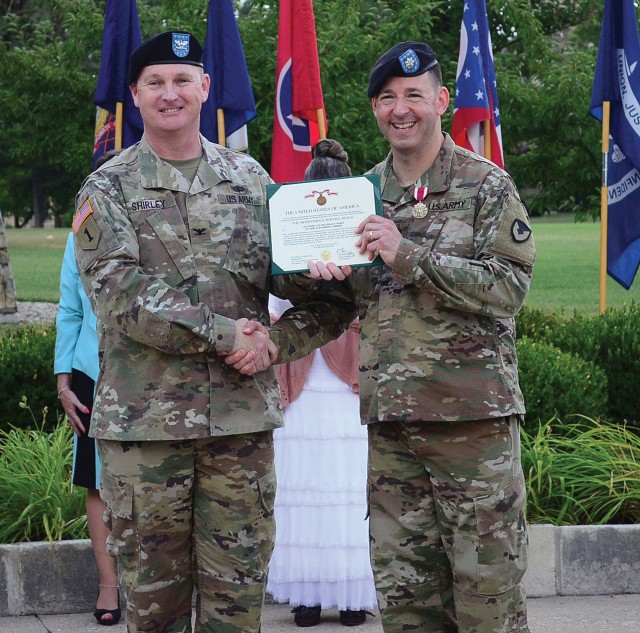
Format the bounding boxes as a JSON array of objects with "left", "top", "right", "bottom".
[{"left": 1, "top": 595, "right": 638, "bottom": 633}]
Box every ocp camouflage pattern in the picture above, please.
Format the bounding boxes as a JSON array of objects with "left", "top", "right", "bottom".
[
  {"left": 368, "top": 417, "right": 530, "bottom": 633},
  {"left": 74, "top": 136, "right": 355, "bottom": 442},
  {"left": 98, "top": 432, "right": 276, "bottom": 633},
  {"left": 349, "top": 133, "right": 535, "bottom": 425}
]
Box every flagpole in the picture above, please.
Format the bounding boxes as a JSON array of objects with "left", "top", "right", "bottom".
[
  {"left": 483, "top": 119, "right": 491, "bottom": 161},
  {"left": 115, "top": 102, "right": 123, "bottom": 149},
  {"left": 316, "top": 108, "right": 326, "bottom": 140},
  {"left": 216, "top": 109, "right": 226, "bottom": 146},
  {"left": 599, "top": 101, "right": 610, "bottom": 314}
]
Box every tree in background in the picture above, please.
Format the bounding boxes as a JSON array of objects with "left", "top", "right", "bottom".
[
  {"left": 0, "top": 0, "right": 607, "bottom": 226},
  {"left": 0, "top": 0, "right": 104, "bottom": 227}
]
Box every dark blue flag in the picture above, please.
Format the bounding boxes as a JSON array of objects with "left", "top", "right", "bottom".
[
  {"left": 590, "top": 0, "right": 640, "bottom": 289},
  {"left": 200, "top": 0, "right": 257, "bottom": 149},
  {"left": 93, "top": 0, "right": 143, "bottom": 169}
]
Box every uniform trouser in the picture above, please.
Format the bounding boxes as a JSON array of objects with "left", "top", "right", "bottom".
[
  {"left": 368, "top": 416, "right": 530, "bottom": 633},
  {"left": 97, "top": 432, "right": 276, "bottom": 633}
]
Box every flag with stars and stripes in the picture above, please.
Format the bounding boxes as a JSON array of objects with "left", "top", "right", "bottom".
[{"left": 451, "top": 0, "right": 504, "bottom": 169}]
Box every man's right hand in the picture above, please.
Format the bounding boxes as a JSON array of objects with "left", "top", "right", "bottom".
[{"left": 222, "top": 319, "right": 277, "bottom": 375}]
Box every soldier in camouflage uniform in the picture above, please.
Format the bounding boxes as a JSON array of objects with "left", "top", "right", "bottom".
[
  {"left": 73, "top": 31, "right": 354, "bottom": 633},
  {"left": 307, "top": 42, "right": 535, "bottom": 633}
]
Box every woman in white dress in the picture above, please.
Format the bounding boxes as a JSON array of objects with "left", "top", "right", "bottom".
[{"left": 267, "top": 140, "right": 377, "bottom": 628}]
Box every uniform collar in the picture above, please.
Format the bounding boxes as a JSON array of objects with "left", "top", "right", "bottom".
[
  {"left": 381, "top": 132, "right": 455, "bottom": 203},
  {"left": 138, "top": 134, "right": 231, "bottom": 193}
]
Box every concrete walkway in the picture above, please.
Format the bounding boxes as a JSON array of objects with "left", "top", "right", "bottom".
[{"left": 1, "top": 595, "right": 639, "bottom": 633}]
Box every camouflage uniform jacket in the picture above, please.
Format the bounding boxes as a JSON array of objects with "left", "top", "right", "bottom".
[
  {"left": 351, "top": 133, "right": 536, "bottom": 424},
  {"left": 74, "top": 136, "right": 354, "bottom": 441}
]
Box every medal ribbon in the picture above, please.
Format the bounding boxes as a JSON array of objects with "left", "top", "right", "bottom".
[{"left": 414, "top": 186, "right": 429, "bottom": 202}]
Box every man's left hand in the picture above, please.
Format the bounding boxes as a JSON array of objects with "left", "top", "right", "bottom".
[{"left": 356, "top": 214, "right": 403, "bottom": 267}]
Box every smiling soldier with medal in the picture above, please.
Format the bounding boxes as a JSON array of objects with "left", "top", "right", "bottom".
[{"left": 306, "top": 40, "right": 536, "bottom": 633}]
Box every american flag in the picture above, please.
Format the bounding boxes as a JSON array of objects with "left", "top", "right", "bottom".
[
  {"left": 72, "top": 199, "right": 94, "bottom": 234},
  {"left": 451, "top": 0, "right": 504, "bottom": 169}
]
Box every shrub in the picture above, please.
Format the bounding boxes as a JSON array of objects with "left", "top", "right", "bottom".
[
  {"left": 0, "top": 416, "right": 87, "bottom": 542},
  {"left": 516, "top": 303, "right": 640, "bottom": 425},
  {"left": 515, "top": 305, "right": 567, "bottom": 341},
  {"left": 0, "top": 324, "right": 61, "bottom": 431},
  {"left": 549, "top": 304, "right": 640, "bottom": 425},
  {"left": 522, "top": 417, "right": 640, "bottom": 525},
  {"left": 517, "top": 336, "right": 609, "bottom": 428}
]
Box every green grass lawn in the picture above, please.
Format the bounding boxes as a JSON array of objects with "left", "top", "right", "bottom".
[
  {"left": 4, "top": 217, "right": 640, "bottom": 312},
  {"left": 4, "top": 227, "right": 69, "bottom": 303},
  {"left": 526, "top": 215, "right": 640, "bottom": 314}
]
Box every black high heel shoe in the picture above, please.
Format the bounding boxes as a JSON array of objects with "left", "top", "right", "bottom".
[{"left": 93, "top": 583, "right": 121, "bottom": 626}]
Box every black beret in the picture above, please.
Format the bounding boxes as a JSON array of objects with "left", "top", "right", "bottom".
[
  {"left": 127, "top": 31, "right": 204, "bottom": 85},
  {"left": 367, "top": 41, "right": 438, "bottom": 98}
]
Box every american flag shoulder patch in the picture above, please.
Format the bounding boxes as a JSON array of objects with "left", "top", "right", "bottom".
[{"left": 73, "top": 199, "right": 94, "bottom": 234}]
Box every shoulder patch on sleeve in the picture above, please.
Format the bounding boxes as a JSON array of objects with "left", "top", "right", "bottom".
[
  {"left": 76, "top": 214, "right": 101, "bottom": 250},
  {"left": 74, "top": 197, "right": 101, "bottom": 251},
  {"left": 489, "top": 197, "right": 535, "bottom": 266},
  {"left": 511, "top": 219, "right": 532, "bottom": 243},
  {"left": 73, "top": 199, "right": 94, "bottom": 234}
]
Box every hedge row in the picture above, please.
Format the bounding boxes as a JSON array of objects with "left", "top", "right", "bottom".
[
  {"left": 1, "top": 303, "right": 638, "bottom": 430},
  {"left": 516, "top": 303, "right": 640, "bottom": 426},
  {"left": 0, "top": 324, "right": 61, "bottom": 430}
]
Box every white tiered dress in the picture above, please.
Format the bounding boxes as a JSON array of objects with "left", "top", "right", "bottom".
[{"left": 266, "top": 303, "right": 377, "bottom": 611}]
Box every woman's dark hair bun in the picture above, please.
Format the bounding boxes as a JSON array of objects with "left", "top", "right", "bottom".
[{"left": 312, "top": 138, "right": 348, "bottom": 164}]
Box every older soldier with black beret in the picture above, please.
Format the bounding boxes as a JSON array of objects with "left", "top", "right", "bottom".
[
  {"left": 307, "top": 41, "right": 535, "bottom": 633},
  {"left": 73, "top": 30, "right": 354, "bottom": 633}
]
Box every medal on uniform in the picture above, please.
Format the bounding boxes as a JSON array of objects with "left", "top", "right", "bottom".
[{"left": 412, "top": 185, "right": 430, "bottom": 218}]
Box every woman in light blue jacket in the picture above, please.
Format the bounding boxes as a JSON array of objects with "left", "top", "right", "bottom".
[{"left": 54, "top": 232, "right": 120, "bottom": 626}]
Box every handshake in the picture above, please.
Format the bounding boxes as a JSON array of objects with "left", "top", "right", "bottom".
[
  {"left": 219, "top": 253, "right": 360, "bottom": 376},
  {"left": 221, "top": 319, "right": 277, "bottom": 376}
]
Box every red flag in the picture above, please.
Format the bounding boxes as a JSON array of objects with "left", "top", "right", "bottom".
[
  {"left": 271, "top": 0, "right": 326, "bottom": 183},
  {"left": 451, "top": 0, "right": 503, "bottom": 169}
]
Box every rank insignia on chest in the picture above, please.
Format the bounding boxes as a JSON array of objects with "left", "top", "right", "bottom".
[{"left": 412, "top": 185, "right": 430, "bottom": 218}]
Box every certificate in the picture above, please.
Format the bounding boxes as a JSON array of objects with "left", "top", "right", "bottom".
[{"left": 267, "top": 174, "right": 382, "bottom": 275}]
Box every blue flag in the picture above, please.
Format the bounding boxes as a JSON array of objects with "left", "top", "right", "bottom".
[
  {"left": 93, "top": 0, "right": 143, "bottom": 169},
  {"left": 200, "top": 0, "right": 257, "bottom": 148},
  {"left": 590, "top": 0, "right": 640, "bottom": 289}
]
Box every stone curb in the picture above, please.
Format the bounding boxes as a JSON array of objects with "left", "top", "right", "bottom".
[{"left": 1, "top": 525, "right": 639, "bottom": 616}]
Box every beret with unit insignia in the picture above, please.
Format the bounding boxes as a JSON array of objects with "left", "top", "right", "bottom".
[
  {"left": 367, "top": 41, "right": 439, "bottom": 98},
  {"left": 127, "top": 31, "right": 204, "bottom": 85}
]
